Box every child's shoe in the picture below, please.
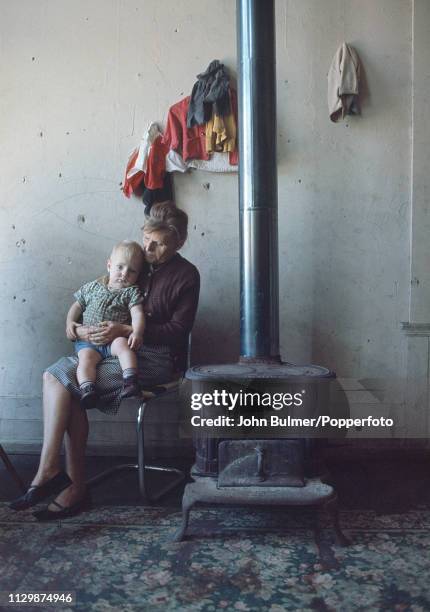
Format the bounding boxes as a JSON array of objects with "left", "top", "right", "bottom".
[
  {"left": 120, "top": 375, "right": 140, "bottom": 399},
  {"left": 79, "top": 382, "right": 98, "bottom": 410}
]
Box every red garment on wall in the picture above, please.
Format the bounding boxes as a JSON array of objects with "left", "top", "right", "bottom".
[
  {"left": 123, "top": 149, "right": 145, "bottom": 198},
  {"left": 123, "top": 137, "right": 169, "bottom": 197},
  {"left": 163, "top": 93, "right": 238, "bottom": 165},
  {"left": 162, "top": 97, "right": 208, "bottom": 163},
  {"left": 145, "top": 135, "right": 169, "bottom": 190}
]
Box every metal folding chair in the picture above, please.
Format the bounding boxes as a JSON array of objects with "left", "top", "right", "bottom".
[
  {"left": 87, "top": 337, "right": 191, "bottom": 504},
  {"left": 87, "top": 380, "right": 186, "bottom": 504}
]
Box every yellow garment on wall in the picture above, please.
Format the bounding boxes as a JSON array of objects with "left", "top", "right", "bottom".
[{"left": 206, "top": 111, "right": 236, "bottom": 153}]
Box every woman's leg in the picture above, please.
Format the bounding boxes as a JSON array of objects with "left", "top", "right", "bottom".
[
  {"left": 32, "top": 372, "right": 89, "bottom": 508},
  {"left": 51, "top": 398, "right": 89, "bottom": 507},
  {"left": 31, "top": 372, "right": 74, "bottom": 486},
  {"left": 65, "top": 401, "right": 89, "bottom": 487}
]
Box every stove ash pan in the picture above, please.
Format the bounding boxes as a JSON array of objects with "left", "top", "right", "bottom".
[
  {"left": 193, "top": 437, "right": 322, "bottom": 485},
  {"left": 218, "top": 439, "right": 305, "bottom": 488}
]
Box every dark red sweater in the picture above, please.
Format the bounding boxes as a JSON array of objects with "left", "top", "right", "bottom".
[{"left": 140, "top": 253, "right": 200, "bottom": 370}]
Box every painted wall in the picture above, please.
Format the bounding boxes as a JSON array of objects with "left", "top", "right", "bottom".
[{"left": 1, "top": 0, "right": 425, "bottom": 450}]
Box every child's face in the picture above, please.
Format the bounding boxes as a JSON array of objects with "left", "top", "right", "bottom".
[{"left": 107, "top": 250, "right": 141, "bottom": 289}]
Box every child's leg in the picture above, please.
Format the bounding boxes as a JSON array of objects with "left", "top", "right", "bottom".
[
  {"left": 76, "top": 348, "right": 102, "bottom": 386},
  {"left": 76, "top": 348, "right": 102, "bottom": 409},
  {"left": 110, "top": 337, "right": 140, "bottom": 398},
  {"left": 110, "top": 337, "right": 137, "bottom": 371}
]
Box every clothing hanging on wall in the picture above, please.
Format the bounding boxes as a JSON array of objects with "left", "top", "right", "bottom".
[
  {"left": 186, "top": 60, "right": 231, "bottom": 128},
  {"left": 188, "top": 152, "right": 237, "bottom": 173},
  {"left": 163, "top": 92, "right": 238, "bottom": 165},
  {"left": 144, "top": 135, "right": 169, "bottom": 190},
  {"left": 165, "top": 149, "right": 188, "bottom": 173},
  {"left": 163, "top": 97, "right": 210, "bottom": 162},
  {"left": 123, "top": 149, "right": 145, "bottom": 198},
  {"left": 205, "top": 89, "right": 237, "bottom": 155},
  {"left": 143, "top": 172, "right": 173, "bottom": 216},
  {"left": 165, "top": 148, "right": 237, "bottom": 174},
  {"left": 122, "top": 129, "right": 170, "bottom": 205},
  {"left": 328, "top": 42, "right": 361, "bottom": 122},
  {"left": 122, "top": 62, "right": 239, "bottom": 204},
  {"left": 123, "top": 122, "right": 164, "bottom": 197},
  {"left": 134, "top": 122, "right": 161, "bottom": 175}
]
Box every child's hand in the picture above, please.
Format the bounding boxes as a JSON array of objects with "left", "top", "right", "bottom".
[
  {"left": 66, "top": 321, "right": 81, "bottom": 341},
  {"left": 128, "top": 332, "right": 143, "bottom": 350}
]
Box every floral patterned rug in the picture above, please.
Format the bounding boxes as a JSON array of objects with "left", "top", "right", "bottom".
[{"left": 1, "top": 503, "right": 429, "bottom": 611}]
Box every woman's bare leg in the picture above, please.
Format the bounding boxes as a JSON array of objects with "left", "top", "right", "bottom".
[
  {"left": 50, "top": 398, "right": 89, "bottom": 508},
  {"left": 31, "top": 372, "right": 73, "bottom": 486},
  {"left": 32, "top": 372, "right": 89, "bottom": 508},
  {"left": 65, "top": 399, "right": 88, "bottom": 487}
]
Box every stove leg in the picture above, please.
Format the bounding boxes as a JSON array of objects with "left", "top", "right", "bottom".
[
  {"left": 173, "top": 489, "right": 195, "bottom": 542},
  {"left": 324, "top": 495, "right": 351, "bottom": 547}
]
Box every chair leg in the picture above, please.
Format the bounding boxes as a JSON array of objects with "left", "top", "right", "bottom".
[
  {"left": 86, "top": 396, "right": 185, "bottom": 503},
  {"left": 0, "top": 445, "right": 26, "bottom": 493},
  {"left": 86, "top": 407, "right": 139, "bottom": 490},
  {"left": 137, "top": 401, "right": 185, "bottom": 504},
  {"left": 86, "top": 463, "right": 138, "bottom": 489},
  {"left": 137, "top": 402, "right": 151, "bottom": 504}
]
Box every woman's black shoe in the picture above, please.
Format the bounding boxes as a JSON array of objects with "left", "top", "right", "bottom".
[
  {"left": 8, "top": 471, "right": 72, "bottom": 511},
  {"left": 33, "top": 490, "right": 91, "bottom": 522}
]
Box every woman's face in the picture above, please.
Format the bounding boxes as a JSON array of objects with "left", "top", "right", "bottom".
[{"left": 142, "top": 229, "right": 178, "bottom": 265}]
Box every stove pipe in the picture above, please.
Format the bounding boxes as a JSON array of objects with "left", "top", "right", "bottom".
[{"left": 237, "top": 0, "right": 280, "bottom": 363}]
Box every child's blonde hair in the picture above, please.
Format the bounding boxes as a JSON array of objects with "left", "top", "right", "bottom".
[{"left": 111, "top": 240, "right": 145, "bottom": 267}]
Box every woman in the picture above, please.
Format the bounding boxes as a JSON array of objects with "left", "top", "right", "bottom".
[{"left": 9, "top": 202, "right": 200, "bottom": 519}]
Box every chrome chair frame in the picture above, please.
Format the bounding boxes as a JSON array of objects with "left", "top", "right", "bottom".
[
  {"left": 87, "top": 383, "right": 186, "bottom": 504},
  {"left": 88, "top": 336, "right": 191, "bottom": 503},
  {"left": 137, "top": 387, "right": 185, "bottom": 502}
]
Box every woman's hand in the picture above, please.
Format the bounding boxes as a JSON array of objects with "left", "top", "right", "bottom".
[
  {"left": 74, "top": 324, "right": 92, "bottom": 342},
  {"left": 88, "top": 321, "right": 132, "bottom": 345}
]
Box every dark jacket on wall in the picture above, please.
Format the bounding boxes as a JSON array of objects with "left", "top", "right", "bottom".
[{"left": 186, "top": 60, "right": 231, "bottom": 128}]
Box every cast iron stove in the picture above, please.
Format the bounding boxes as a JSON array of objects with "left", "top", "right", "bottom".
[{"left": 175, "top": 0, "right": 349, "bottom": 546}]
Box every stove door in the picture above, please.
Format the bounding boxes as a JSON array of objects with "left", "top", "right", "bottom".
[{"left": 218, "top": 439, "right": 305, "bottom": 487}]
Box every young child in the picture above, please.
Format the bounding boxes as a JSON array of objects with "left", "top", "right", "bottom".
[{"left": 66, "top": 240, "right": 146, "bottom": 408}]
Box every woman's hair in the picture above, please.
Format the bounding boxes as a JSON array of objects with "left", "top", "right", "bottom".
[{"left": 142, "top": 201, "right": 188, "bottom": 246}]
